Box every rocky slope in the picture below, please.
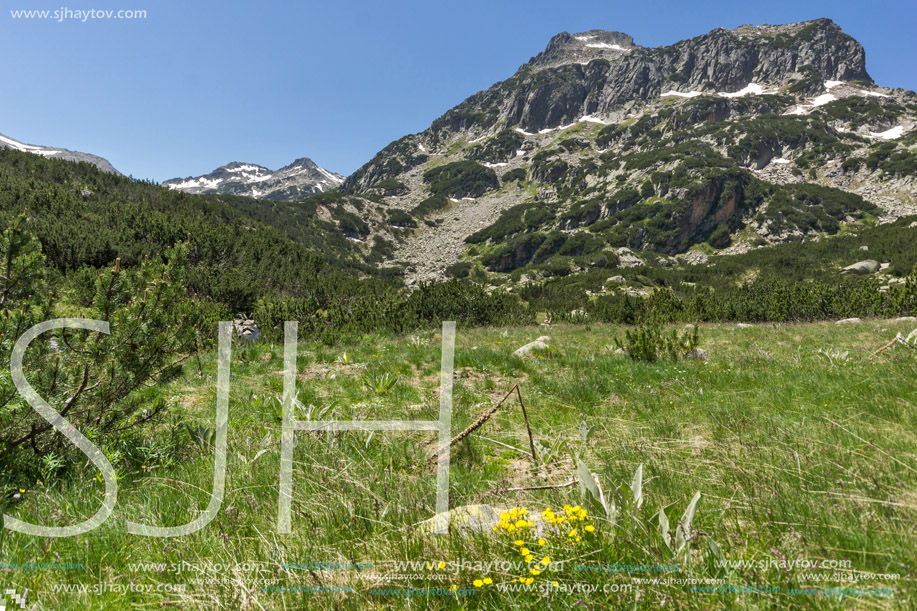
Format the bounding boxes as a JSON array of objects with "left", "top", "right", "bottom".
[
  {"left": 337, "top": 19, "right": 917, "bottom": 284},
  {"left": 165, "top": 157, "right": 343, "bottom": 200},
  {"left": 0, "top": 131, "right": 120, "bottom": 174}
]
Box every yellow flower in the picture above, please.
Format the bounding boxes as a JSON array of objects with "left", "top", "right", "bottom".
[
  {"left": 520, "top": 547, "right": 529, "bottom": 555},
  {"left": 568, "top": 528, "right": 577, "bottom": 537},
  {"left": 141, "top": 465, "right": 147, "bottom": 470},
  {"left": 526, "top": 577, "right": 534, "bottom": 585},
  {"left": 18, "top": 488, "right": 25, "bottom": 493},
  {"left": 530, "top": 568, "right": 541, "bottom": 576},
  {"left": 438, "top": 561, "right": 446, "bottom": 569},
  {"left": 473, "top": 579, "right": 483, "bottom": 588},
  {"left": 449, "top": 584, "right": 458, "bottom": 592},
  {"left": 575, "top": 536, "right": 582, "bottom": 542},
  {"left": 514, "top": 539, "right": 524, "bottom": 546},
  {"left": 542, "top": 556, "right": 551, "bottom": 565},
  {"left": 537, "top": 538, "right": 546, "bottom": 546},
  {"left": 514, "top": 519, "right": 527, "bottom": 528},
  {"left": 483, "top": 578, "right": 492, "bottom": 585},
  {"left": 552, "top": 580, "right": 559, "bottom": 586},
  {"left": 584, "top": 525, "right": 595, "bottom": 532},
  {"left": 525, "top": 554, "right": 534, "bottom": 563}
]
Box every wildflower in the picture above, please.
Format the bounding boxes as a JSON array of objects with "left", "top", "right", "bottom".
[
  {"left": 483, "top": 578, "right": 492, "bottom": 585},
  {"left": 473, "top": 579, "right": 483, "bottom": 588},
  {"left": 552, "top": 580, "right": 559, "bottom": 587},
  {"left": 525, "top": 554, "right": 534, "bottom": 563},
  {"left": 530, "top": 568, "right": 541, "bottom": 576},
  {"left": 438, "top": 561, "right": 446, "bottom": 569},
  {"left": 18, "top": 488, "right": 25, "bottom": 493},
  {"left": 514, "top": 540, "right": 524, "bottom": 546},
  {"left": 141, "top": 465, "right": 147, "bottom": 470},
  {"left": 584, "top": 525, "right": 595, "bottom": 533},
  {"left": 568, "top": 528, "right": 577, "bottom": 538},
  {"left": 542, "top": 556, "right": 551, "bottom": 565},
  {"left": 537, "top": 538, "right": 546, "bottom": 546},
  {"left": 520, "top": 547, "right": 529, "bottom": 556}
]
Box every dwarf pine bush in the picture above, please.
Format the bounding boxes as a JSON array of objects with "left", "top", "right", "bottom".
[{"left": 0, "top": 215, "right": 196, "bottom": 477}]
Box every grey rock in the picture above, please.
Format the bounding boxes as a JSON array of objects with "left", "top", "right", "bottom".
[
  {"left": 607, "top": 275, "right": 626, "bottom": 283},
  {"left": 734, "top": 323, "right": 754, "bottom": 329},
  {"left": 232, "top": 313, "right": 261, "bottom": 341},
  {"left": 840, "top": 260, "right": 879, "bottom": 275},
  {"left": 514, "top": 336, "right": 551, "bottom": 357},
  {"left": 836, "top": 317, "right": 862, "bottom": 324},
  {"left": 685, "top": 349, "right": 709, "bottom": 360},
  {"left": 615, "top": 247, "right": 643, "bottom": 268},
  {"left": 893, "top": 316, "right": 917, "bottom": 323},
  {"left": 682, "top": 251, "right": 710, "bottom": 266}
]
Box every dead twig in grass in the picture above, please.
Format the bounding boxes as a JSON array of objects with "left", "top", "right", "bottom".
[
  {"left": 427, "top": 384, "right": 539, "bottom": 467},
  {"left": 868, "top": 334, "right": 917, "bottom": 358}
]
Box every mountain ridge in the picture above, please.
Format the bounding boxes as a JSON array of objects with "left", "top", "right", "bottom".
[
  {"left": 0, "top": 131, "right": 120, "bottom": 174},
  {"left": 164, "top": 157, "right": 344, "bottom": 200},
  {"left": 330, "top": 18, "right": 915, "bottom": 285}
]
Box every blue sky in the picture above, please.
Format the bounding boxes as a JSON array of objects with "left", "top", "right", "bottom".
[{"left": 2, "top": 0, "right": 915, "bottom": 181}]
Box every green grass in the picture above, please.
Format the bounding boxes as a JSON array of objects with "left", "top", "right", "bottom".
[{"left": 1, "top": 320, "right": 915, "bottom": 609}]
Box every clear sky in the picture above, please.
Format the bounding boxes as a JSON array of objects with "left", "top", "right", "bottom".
[{"left": 2, "top": 0, "right": 915, "bottom": 181}]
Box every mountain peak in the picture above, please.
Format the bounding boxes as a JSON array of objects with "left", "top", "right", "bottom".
[{"left": 165, "top": 157, "right": 343, "bottom": 200}]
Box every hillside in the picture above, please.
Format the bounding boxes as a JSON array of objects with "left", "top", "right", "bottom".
[{"left": 338, "top": 19, "right": 917, "bottom": 285}]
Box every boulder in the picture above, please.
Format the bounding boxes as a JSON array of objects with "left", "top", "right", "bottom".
[
  {"left": 682, "top": 251, "right": 709, "bottom": 266},
  {"left": 607, "top": 275, "right": 626, "bottom": 283},
  {"left": 893, "top": 316, "right": 917, "bottom": 323},
  {"left": 836, "top": 318, "right": 862, "bottom": 324},
  {"left": 514, "top": 336, "right": 551, "bottom": 357},
  {"left": 685, "top": 349, "right": 708, "bottom": 360},
  {"left": 840, "top": 260, "right": 879, "bottom": 275},
  {"left": 733, "top": 323, "right": 753, "bottom": 330},
  {"left": 615, "top": 247, "right": 644, "bottom": 268},
  {"left": 233, "top": 313, "right": 261, "bottom": 340}
]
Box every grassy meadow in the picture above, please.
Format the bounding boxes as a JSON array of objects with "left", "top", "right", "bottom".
[{"left": 2, "top": 319, "right": 916, "bottom": 609}]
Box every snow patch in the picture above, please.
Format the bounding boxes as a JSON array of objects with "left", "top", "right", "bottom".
[
  {"left": 717, "top": 83, "right": 765, "bottom": 98},
  {"left": 0, "top": 133, "right": 63, "bottom": 157},
  {"left": 515, "top": 149, "right": 527, "bottom": 157},
  {"left": 484, "top": 162, "right": 508, "bottom": 168},
  {"left": 868, "top": 125, "right": 905, "bottom": 140},
  {"left": 859, "top": 89, "right": 890, "bottom": 98},
  {"left": 574, "top": 35, "right": 596, "bottom": 41},
  {"left": 514, "top": 128, "right": 536, "bottom": 137},
  {"left": 579, "top": 115, "right": 609, "bottom": 124},
  {"left": 418, "top": 143, "right": 427, "bottom": 152},
  {"left": 661, "top": 90, "right": 704, "bottom": 98},
  {"left": 585, "top": 42, "right": 629, "bottom": 51},
  {"left": 824, "top": 80, "right": 845, "bottom": 90},
  {"left": 771, "top": 158, "right": 791, "bottom": 165},
  {"left": 784, "top": 93, "right": 836, "bottom": 115}
]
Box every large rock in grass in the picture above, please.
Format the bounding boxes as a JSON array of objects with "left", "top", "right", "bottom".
[
  {"left": 840, "top": 260, "right": 879, "bottom": 275},
  {"left": 836, "top": 317, "right": 862, "bottom": 324},
  {"left": 514, "top": 336, "right": 551, "bottom": 357}
]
